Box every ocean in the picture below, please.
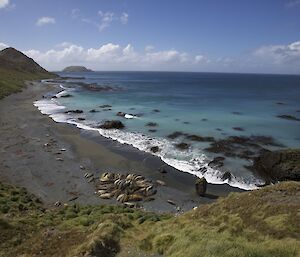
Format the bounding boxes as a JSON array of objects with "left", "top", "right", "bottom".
[{"left": 34, "top": 71, "right": 300, "bottom": 190}]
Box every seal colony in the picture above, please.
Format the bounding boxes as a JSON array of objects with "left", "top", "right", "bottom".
[{"left": 96, "top": 172, "right": 157, "bottom": 206}]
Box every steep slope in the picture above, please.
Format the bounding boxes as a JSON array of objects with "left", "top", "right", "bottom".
[
  {"left": 0, "top": 181, "right": 299, "bottom": 257},
  {"left": 0, "top": 47, "right": 56, "bottom": 99}
]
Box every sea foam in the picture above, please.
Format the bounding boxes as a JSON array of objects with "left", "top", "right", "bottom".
[{"left": 34, "top": 97, "right": 262, "bottom": 190}]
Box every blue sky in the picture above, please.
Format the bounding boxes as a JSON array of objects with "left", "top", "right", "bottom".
[{"left": 1, "top": 0, "right": 300, "bottom": 74}]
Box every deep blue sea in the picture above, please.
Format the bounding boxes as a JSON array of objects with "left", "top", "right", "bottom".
[{"left": 35, "top": 72, "right": 300, "bottom": 189}]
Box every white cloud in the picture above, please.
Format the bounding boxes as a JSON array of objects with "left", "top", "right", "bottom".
[
  {"left": 120, "top": 12, "right": 129, "bottom": 24},
  {"left": 36, "top": 17, "right": 56, "bottom": 26},
  {"left": 194, "top": 55, "right": 210, "bottom": 64},
  {"left": 98, "top": 11, "right": 115, "bottom": 31},
  {"left": 145, "top": 45, "right": 154, "bottom": 52},
  {"left": 20, "top": 41, "right": 300, "bottom": 74},
  {"left": 0, "top": 42, "right": 8, "bottom": 50},
  {"left": 0, "top": 0, "right": 9, "bottom": 9},
  {"left": 254, "top": 41, "right": 300, "bottom": 65}
]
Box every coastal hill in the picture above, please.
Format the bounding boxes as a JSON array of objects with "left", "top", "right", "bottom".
[
  {"left": 0, "top": 47, "right": 49, "bottom": 74},
  {"left": 62, "top": 66, "right": 93, "bottom": 72},
  {"left": 0, "top": 47, "right": 55, "bottom": 99}
]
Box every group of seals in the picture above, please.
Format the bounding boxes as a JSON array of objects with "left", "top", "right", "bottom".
[{"left": 96, "top": 172, "right": 157, "bottom": 205}]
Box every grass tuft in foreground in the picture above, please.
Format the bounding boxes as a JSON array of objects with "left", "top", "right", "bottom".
[{"left": 0, "top": 181, "right": 299, "bottom": 257}]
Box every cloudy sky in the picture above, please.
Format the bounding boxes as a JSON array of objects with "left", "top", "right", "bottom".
[{"left": 0, "top": 0, "right": 300, "bottom": 74}]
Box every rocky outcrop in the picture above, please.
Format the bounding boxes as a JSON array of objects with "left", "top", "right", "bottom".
[
  {"left": 99, "top": 120, "right": 125, "bottom": 129},
  {"left": 253, "top": 149, "right": 300, "bottom": 182},
  {"left": 195, "top": 177, "right": 207, "bottom": 196}
]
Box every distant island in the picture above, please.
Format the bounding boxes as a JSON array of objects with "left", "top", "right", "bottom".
[{"left": 62, "top": 66, "right": 93, "bottom": 72}]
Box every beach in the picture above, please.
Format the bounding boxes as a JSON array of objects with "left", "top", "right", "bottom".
[{"left": 0, "top": 81, "right": 243, "bottom": 213}]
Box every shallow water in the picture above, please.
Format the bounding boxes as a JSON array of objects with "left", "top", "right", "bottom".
[{"left": 35, "top": 72, "right": 300, "bottom": 189}]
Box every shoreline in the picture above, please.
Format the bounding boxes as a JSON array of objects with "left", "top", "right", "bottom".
[{"left": 0, "top": 81, "right": 243, "bottom": 213}]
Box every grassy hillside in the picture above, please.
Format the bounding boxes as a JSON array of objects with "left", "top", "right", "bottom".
[
  {"left": 0, "top": 47, "right": 56, "bottom": 99},
  {"left": 0, "top": 68, "right": 55, "bottom": 99},
  {"left": 0, "top": 181, "right": 299, "bottom": 257}
]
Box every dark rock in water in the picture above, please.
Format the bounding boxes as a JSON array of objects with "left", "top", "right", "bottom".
[
  {"left": 65, "top": 109, "right": 83, "bottom": 114},
  {"left": 99, "top": 104, "right": 112, "bottom": 108},
  {"left": 89, "top": 109, "right": 99, "bottom": 113},
  {"left": 150, "top": 146, "right": 159, "bottom": 153},
  {"left": 167, "top": 131, "right": 184, "bottom": 139},
  {"left": 233, "top": 127, "right": 245, "bottom": 131},
  {"left": 152, "top": 109, "right": 160, "bottom": 112},
  {"left": 253, "top": 149, "right": 300, "bottom": 182},
  {"left": 146, "top": 122, "right": 158, "bottom": 127},
  {"left": 297, "top": 110, "right": 300, "bottom": 113},
  {"left": 116, "top": 111, "right": 126, "bottom": 117},
  {"left": 276, "top": 102, "right": 286, "bottom": 105},
  {"left": 99, "top": 120, "right": 125, "bottom": 129},
  {"left": 78, "top": 117, "right": 85, "bottom": 121},
  {"left": 208, "top": 156, "right": 225, "bottom": 168},
  {"left": 232, "top": 111, "right": 243, "bottom": 115},
  {"left": 175, "top": 142, "right": 190, "bottom": 150},
  {"left": 198, "top": 167, "right": 207, "bottom": 173},
  {"left": 51, "top": 95, "right": 57, "bottom": 99},
  {"left": 103, "top": 108, "right": 112, "bottom": 111},
  {"left": 205, "top": 135, "right": 284, "bottom": 160},
  {"left": 216, "top": 128, "right": 223, "bottom": 131},
  {"left": 221, "top": 171, "right": 232, "bottom": 181},
  {"left": 183, "top": 121, "right": 190, "bottom": 124},
  {"left": 201, "top": 118, "right": 208, "bottom": 121},
  {"left": 277, "top": 114, "right": 300, "bottom": 122},
  {"left": 186, "top": 134, "right": 215, "bottom": 142},
  {"left": 195, "top": 177, "right": 207, "bottom": 196},
  {"left": 60, "top": 94, "right": 73, "bottom": 98},
  {"left": 148, "top": 129, "right": 157, "bottom": 133}
]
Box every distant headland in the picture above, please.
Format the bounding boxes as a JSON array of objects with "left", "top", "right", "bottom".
[{"left": 62, "top": 66, "right": 93, "bottom": 72}]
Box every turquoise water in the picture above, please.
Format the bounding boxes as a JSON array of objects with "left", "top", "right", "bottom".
[{"left": 35, "top": 72, "right": 300, "bottom": 189}]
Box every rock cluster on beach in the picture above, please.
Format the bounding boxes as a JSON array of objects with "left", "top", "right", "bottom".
[
  {"left": 96, "top": 172, "right": 157, "bottom": 206},
  {"left": 253, "top": 149, "right": 300, "bottom": 182}
]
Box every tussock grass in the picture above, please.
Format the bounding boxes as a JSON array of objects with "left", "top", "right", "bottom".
[
  {"left": 0, "top": 181, "right": 299, "bottom": 256},
  {"left": 0, "top": 68, "right": 55, "bottom": 99}
]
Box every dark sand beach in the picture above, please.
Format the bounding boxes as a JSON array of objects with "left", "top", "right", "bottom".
[{"left": 0, "top": 81, "right": 243, "bottom": 213}]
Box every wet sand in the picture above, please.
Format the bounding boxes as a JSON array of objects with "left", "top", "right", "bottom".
[{"left": 0, "top": 81, "right": 243, "bottom": 213}]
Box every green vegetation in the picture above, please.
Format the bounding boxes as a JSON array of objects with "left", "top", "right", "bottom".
[
  {"left": 0, "top": 181, "right": 299, "bottom": 257},
  {"left": 0, "top": 68, "right": 55, "bottom": 99},
  {"left": 0, "top": 47, "right": 56, "bottom": 99}
]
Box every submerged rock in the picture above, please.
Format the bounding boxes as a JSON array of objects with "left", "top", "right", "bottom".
[
  {"left": 64, "top": 109, "right": 83, "bottom": 114},
  {"left": 116, "top": 111, "right": 126, "bottom": 117},
  {"left": 221, "top": 171, "right": 232, "bottom": 181},
  {"left": 195, "top": 177, "right": 207, "bottom": 196},
  {"left": 89, "top": 109, "right": 99, "bottom": 113},
  {"left": 253, "top": 149, "right": 300, "bottom": 182},
  {"left": 60, "top": 94, "right": 73, "bottom": 98},
  {"left": 276, "top": 115, "right": 300, "bottom": 122},
  {"left": 186, "top": 134, "right": 215, "bottom": 142},
  {"left": 150, "top": 146, "right": 160, "bottom": 153},
  {"left": 175, "top": 142, "right": 190, "bottom": 150},
  {"left": 99, "top": 120, "right": 125, "bottom": 129},
  {"left": 146, "top": 122, "right": 158, "bottom": 127},
  {"left": 208, "top": 156, "right": 225, "bottom": 168},
  {"left": 99, "top": 104, "right": 112, "bottom": 108},
  {"left": 167, "top": 131, "right": 185, "bottom": 139},
  {"left": 232, "top": 127, "right": 245, "bottom": 131}
]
